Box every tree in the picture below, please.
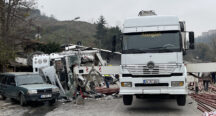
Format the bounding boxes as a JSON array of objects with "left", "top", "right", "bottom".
[
  {"left": 95, "top": 16, "right": 107, "bottom": 48},
  {"left": 95, "top": 16, "right": 122, "bottom": 51},
  {"left": 0, "top": 0, "right": 36, "bottom": 72},
  {"left": 102, "top": 26, "right": 121, "bottom": 51},
  {"left": 37, "top": 42, "right": 61, "bottom": 54},
  {"left": 0, "top": 0, "right": 36, "bottom": 40},
  {"left": 0, "top": 40, "right": 16, "bottom": 72}
]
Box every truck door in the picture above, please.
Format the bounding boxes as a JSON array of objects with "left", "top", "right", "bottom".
[{"left": 6, "top": 76, "right": 17, "bottom": 98}]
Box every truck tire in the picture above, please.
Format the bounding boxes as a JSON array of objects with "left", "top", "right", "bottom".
[
  {"left": 176, "top": 95, "right": 186, "bottom": 106},
  {"left": 123, "top": 95, "right": 133, "bottom": 105}
]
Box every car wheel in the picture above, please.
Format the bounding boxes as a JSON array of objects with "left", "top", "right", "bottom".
[
  {"left": 1, "top": 95, "right": 6, "bottom": 100},
  {"left": 20, "top": 94, "right": 27, "bottom": 106},
  {"left": 49, "top": 99, "right": 56, "bottom": 106},
  {"left": 177, "top": 95, "right": 186, "bottom": 106},
  {"left": 123, "top": 95, "right": 133, "bottom": 105}
]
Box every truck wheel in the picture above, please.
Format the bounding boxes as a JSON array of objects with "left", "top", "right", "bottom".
[
  {"left": 1, "top": 95, "right": 6, "bottom": 100},
  {"left": 176, "top": 95, "right": 186, "bottom": 106},
  {"left": 20, "top": 94, "right": 27, "bottom": 106},
  {"left": 49, "top": 99, "right": 56, "bottom": 106},
  {"left": 123, "top": 95, "right": 133, "bottom": 105}
]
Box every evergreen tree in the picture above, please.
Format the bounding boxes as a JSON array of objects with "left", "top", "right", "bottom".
[
  {"left": 95, "top": 16, "right": 107, "bottom": 48},
  {"left": 103, "top": 26, "right": 121, "bottom": 51}
]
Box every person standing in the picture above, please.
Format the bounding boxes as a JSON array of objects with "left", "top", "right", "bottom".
[
  {"left": 211, "top": 72, "right": 216, "bottom": 84},
  {"left": 202, "top": 72, "right": 211, "bottom": 91}
]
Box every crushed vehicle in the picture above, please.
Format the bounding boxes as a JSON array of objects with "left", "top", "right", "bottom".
[
  {"left": 32, "top": 46, "right": 120, "bottom": 102},
  {"left": 0, "top": 72, "right": 60, "bottom": 106}
]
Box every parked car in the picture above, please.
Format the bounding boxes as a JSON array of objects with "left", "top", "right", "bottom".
[{"left": 0, "top": 72, "right": 60, "bottom": 106}]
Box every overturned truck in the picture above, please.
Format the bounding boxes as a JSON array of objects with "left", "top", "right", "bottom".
[{"left": 32, "top": 46, "right": 120, "bottom": 100}]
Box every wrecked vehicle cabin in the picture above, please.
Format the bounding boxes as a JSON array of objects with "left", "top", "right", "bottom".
[{"left": 32, "top": 45, "right": 121, "bottom": 103}]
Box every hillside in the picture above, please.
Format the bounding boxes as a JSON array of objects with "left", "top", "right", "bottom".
[{"left": 30, "top": 9, "right": 97, "bottom": 47}]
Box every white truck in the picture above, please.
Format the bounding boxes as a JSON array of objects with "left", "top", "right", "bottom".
[{"left": 119, "top": 15, "right": 195, "bottom": 106}]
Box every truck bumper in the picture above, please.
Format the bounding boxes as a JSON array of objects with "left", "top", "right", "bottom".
[
  {"left": 120, "top": 76, "right": 187, "bottom": 95},
  {"left": 120, "top": 87, "right": 187, "bottom": 95}
]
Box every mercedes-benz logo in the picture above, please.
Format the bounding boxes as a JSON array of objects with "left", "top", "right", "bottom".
[{"left": 147, "top": 61, "right": 155, "bottom": 69}]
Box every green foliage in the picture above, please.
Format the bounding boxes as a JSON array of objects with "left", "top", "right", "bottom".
[
  {"left": 38, "top": 20, "right": 96, "bottom": 47},
  {"left": 95, "top": 16, "right": 122, "bottom": 51},
  {"left": 0, "top": 0, "right": 36, "bottom": 71},
  {"left": 95, "top": 16, "right": 107, "bottom": 40},
  {"left": 0, "top": 40, "right": 16, "bottom": 72},
  {"left": 102, "top": 26, "right": 122, "bottom": 51},
  {"left": 26, "top": 12, "right": 121, "bottom": 51},
  {"left": 37, "top": 42, "right": 61, "bottom": 54},
  {"left": 94, "top": 16, "right": 107, "bottom": 48}
]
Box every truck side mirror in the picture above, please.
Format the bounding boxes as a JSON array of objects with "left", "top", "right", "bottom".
[
  {"left": 189, "top": 32, "right": 195, "bottom": 49},
  {"left": 180, "top": 22, "right": 185, "bottom": 32},
  {"left": 112, "top": 36, "right": 116, "bottom": 53}
]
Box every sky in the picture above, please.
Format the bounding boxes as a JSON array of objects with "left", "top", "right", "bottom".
[{"left": 37, "top": 0, "right": 216, "bottom": 36}]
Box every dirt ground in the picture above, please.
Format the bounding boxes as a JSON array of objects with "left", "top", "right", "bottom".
[{"left": 0, "top": 96, "right": 201, "bottom": 116}]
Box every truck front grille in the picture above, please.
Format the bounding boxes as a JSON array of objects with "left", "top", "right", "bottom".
[{"left": 123, "top": 64, "right": 178, "bottom": 75}]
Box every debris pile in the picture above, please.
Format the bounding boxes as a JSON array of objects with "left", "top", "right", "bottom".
[
  {"left": 209, "top": 86, "right": 216, "bottom": 93},
  {"left": 190, "top": 93, "right": 216, "bottom": 112},
  {"left": 202, "top": 112, "right": 216, "bottom": 116},
  {"left": 95, "top": 87, "right": 119, "bottom": 95},
  {"left": 32, "top": 45, "right": 121, "bottom": 104},
  {"left": 189, "top": 80, "right": 216, "bottom": 115}
]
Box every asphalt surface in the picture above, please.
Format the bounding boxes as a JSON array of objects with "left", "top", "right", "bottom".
[{"left": 0, "top": 96, "right": 201, "bottom": 116}]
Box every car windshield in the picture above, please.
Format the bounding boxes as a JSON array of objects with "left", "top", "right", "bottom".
[
  {"left": 15, "top": 74, "right": 45, "bottom": 86},
  {"left": 123, "top": 31, "right": 181, "bottom": 53}
]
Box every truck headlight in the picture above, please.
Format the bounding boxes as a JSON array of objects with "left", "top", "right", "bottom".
[
  {"left": 28, "top": 90, "right": 37, "bottom": 94},
  {"left": 121, "top": 82, "right": 132, "bottom": 87},
  {"left": 171, "top": 81, "right": 184, "bottom": 87},
  {"left": 52, "top": 88, "right": 59, "bottom": 93}
]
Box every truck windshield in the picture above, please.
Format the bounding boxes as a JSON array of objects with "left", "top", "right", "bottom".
[
  {"left": 123, "top": 31, "right": 181, "bottom": 53},
  {"left": 16, "top": 74, "right": 45, "bottom": 86}
]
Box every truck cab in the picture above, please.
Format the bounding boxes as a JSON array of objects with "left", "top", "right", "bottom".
[{"left": 119, "top": 15, "right": 194, "bottom": 106}]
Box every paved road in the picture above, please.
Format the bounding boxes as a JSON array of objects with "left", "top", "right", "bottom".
[{"left": 0, "top": 96, "right": 201, "bottom": 116}]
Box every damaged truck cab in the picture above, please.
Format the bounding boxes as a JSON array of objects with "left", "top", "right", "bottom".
[{"left": 119, "top": 15, "right": 194, "bottom": 106}]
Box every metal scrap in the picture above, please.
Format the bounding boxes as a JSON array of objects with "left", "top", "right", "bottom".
[{"left": 32, "top": 45, "right": 120, "bottom": 103}]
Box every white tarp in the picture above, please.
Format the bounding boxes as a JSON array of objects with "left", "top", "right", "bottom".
[{"left": 186, "top": 63, "right": 216, "bottom": 73}]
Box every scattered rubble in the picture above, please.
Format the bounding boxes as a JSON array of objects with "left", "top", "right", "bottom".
[
  {"left": 189, "top": 79, "right": 216, "bottom": 115},
  {"left": 95, "top": 87, "right": 119, "bottom": 95},
  {"left": 31, "top": 45, "right": 121, "bottom": 105}
]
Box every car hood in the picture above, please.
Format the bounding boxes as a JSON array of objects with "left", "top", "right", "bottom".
[{"left": 19, "top": 84, "right": 58, "bottom": 90}]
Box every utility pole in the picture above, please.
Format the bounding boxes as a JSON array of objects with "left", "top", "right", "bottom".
[{"left": 65, "top": 17, "right": 80, "bottom": 48}]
